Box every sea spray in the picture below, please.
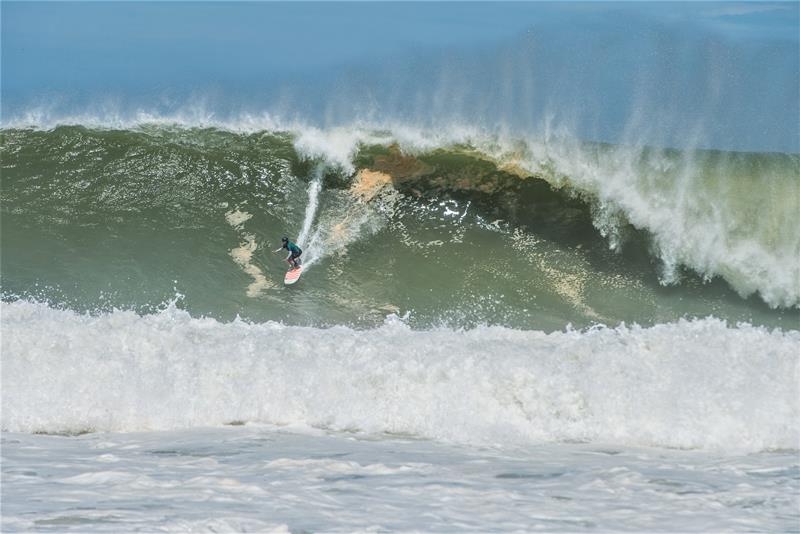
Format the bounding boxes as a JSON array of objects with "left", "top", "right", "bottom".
[
  {"left": 293, "top": 167, "right": 324, "bottom": 271},
  {"left": 296, "top": 169, "right": 323, "bottom": 248},
  {"left": 502, "top": 138, "right": 800, "bottom": 308}
]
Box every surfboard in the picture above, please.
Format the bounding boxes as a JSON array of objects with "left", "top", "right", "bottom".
[{"left": 284, "top": 265, "right": 303, "bottom": 285}]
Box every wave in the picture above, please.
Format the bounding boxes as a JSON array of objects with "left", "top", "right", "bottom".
[
  {"left": 2, "top": 300, "right": 797, "bottom": 453},
  {"left": 2, "top": 122, "right": 798, "bottom": 313},
  {"left": 289, "top": 124, "right": 800, "bottom": 309}
]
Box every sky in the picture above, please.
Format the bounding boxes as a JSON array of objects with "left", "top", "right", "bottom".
[{"left": 2, "top": 2, "right": 798, "bottom": 152}]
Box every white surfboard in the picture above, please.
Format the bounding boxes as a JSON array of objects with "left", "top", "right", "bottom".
[{"left": 284, "top": 265, "right": 303, "bottom": 285}]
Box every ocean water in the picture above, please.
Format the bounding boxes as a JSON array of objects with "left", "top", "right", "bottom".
[
  {"left": 2, "top": 2, "right": 799, "bottom": 532},
  {"left": 3, "top": 426, "right": 798, "bottom": 532}
]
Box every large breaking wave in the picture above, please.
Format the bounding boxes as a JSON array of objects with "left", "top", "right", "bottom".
[{"left": 2, "top": 121, "right": 798, "bottom": 310}]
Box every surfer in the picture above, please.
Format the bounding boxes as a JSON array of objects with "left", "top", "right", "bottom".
[{"left": 275, "top": 237, "right": 302, "bottom": 269}]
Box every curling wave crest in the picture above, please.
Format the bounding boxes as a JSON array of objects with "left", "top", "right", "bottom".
[{"left": 4, "top": 120, "right": 798, "bottom": 308}]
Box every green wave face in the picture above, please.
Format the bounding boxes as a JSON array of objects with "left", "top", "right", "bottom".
[{"left": 2, "top": 126, "right": 798, "bottom": 330}]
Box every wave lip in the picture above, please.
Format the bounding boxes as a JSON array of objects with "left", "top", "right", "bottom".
[
  {"left": 513, "top": 140, "right": 800, "bottom": 309},
  {"left": 2, "top": 300, "right": 798, "bottom": 453}
]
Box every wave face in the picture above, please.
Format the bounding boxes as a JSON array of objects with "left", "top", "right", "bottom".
[
  {"left": 1, "top": 125, "right": 798, "bottom": 332},
  {"left": 3, "top": 300, "right": 798, "bottom": 453}
]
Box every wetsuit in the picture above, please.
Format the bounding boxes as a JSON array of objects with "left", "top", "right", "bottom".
[{"left": 283, "top": 240, "right": 302, "bottom": 267}]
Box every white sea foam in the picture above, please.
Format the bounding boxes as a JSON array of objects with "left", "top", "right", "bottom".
[
  {"left": 291, "top": 126, "right": 375, "bottom": 174},
  {"left": 4, "top": 426, "right": 797, "bottom": 532},
  {"left": 2, "top": 300, "right": 797, "bottom": 453}
]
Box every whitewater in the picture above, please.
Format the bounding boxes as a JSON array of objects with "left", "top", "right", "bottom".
[
  {"left": 3, "top": 299, "right": 799, "bottom": 532},
  {"left": 3, "top": 298, "right": 798, "bottom": 451}
]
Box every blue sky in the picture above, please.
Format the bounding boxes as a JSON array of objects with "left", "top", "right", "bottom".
[{"left": 2, "top": 2, "right": 798, "bottom": 152}]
